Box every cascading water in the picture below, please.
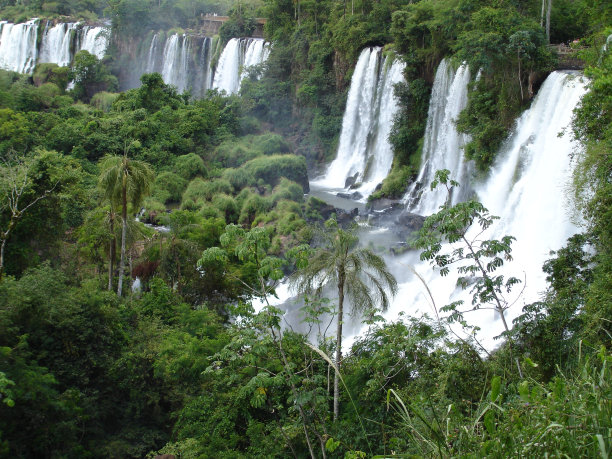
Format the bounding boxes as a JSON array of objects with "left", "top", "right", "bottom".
[
  {"left": 126, "top": 33, "right": 213, "bottom": 97},
  {"left": 212, "top": 38, "right": 242, "bottom": 94},
  {"left": 268, "top": 62, "right": 588, "bottom": 351},
  {"left": 0, "top": 19, "right": 39, "bottom": 74},
  {"left": 39, "top": 22, "right": 78, "bottom": 67},
  {"left": 161, "top": 34, "right": 191, "bottom": 93},
  {"left": 402, "top": 59, "right": 472, "bottom": 213},
  {"left": 0, "top": 20, "right": 110, "bottom": 74},
  {"left": 78, "top": 26, "right": 108, "bottom": 59},
  {"left": 381, "top": 70, "right": 588, "bottom": 348},
  {"left": 312, "top": 47, "right": 405, "bottom": 199},
  {"left": 212, "top": 38, "right": 271, "bottom": 94}
]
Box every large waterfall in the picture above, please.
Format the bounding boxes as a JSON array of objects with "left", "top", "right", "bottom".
[
  {"left": 312, "top": 47, "right": 405, "bottom": 199},
  {"left": 265, "top": 64, "right": 588, "bottom": 351},
  {"left": 383, "top": 70, "right": 587, "bottom": 347},
  {"left": 212, "top": 37, "right": 271, "bottom": 94},
  {"left": 0, "top": 19, "right": 109, "bottom": 73},
  {"left": 402, "top": 59, "right": 472, "bottom": 213}
]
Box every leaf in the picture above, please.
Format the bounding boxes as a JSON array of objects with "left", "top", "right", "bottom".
[
  {"left": 490, "top": 375, "right": 501, "bottom": 402},
  {"left": 326, "top": 437, "right": 340, "bottom": 453},
  {"left": 484, "top": 410, "right": 496, "bottom": 435}
]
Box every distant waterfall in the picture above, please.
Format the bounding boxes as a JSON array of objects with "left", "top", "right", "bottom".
[
  {"left": 383, "top": 71, "right": 588, "bottom": 348},
  {"left": 212, "top": 38, "right": 271, "bottom": 94},
  {"left": 127, "top": 33, "right": 213, "bottom": 98},
  {"left": 312, "top": 47, "right": 406, "bottom": 199},
  {"left": 402, "top": 59, "right": 472, "bottom": 213},
  {"left": 40, "top": 22, "right": 78, "bottom": 67},
  {"left": 0, "top": 19, "right": 39, "bottom": 74}
]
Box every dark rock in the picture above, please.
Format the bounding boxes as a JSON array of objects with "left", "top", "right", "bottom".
[
  {"left": 336, "top": 207, "right": 359, "bottom": 227},
  {"left": 337, "top": 191, "right": 363, "bottom": 200},
  {"left": 344, "top": 173, "right": 359, "bottom": 189},
  {"left": 397, "top": 212, "right": 426, "bottom": 232},
  {"left": 367, "top": 198, "right": 403, "bottom": 212}
]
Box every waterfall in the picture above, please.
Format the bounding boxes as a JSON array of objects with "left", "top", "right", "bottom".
[
  {"left": 312, "top": 47, "right": 405, "bottom": 199},
  {"left": 212, "top": 38, "right": 242, "bottom": 94},
  {"left": 161, "top": 34, "right": 191, "bottom": 93},
  {"left": 126, "top": 33, "right": 213, "bottom": 97},
  {"left": 0, "top": 19, "right": 39, "bottom": 74},
  {"left": 383, "top": 70, "right": 588, "bottom": 348},
  {"left": 212, "top": 38, "right": 271, "bottom": 95},
  {"left": 77, "top": 26, "right": 108, "bottom": 59},
  {"left": 0, "top": 20, "right": 110, "bottom": 74},
  {"left": 402, "top": 59, "right": 472, "bottom": 213},
  {"left": 39, "top": 22, "right": 78, "bottom": 67}
]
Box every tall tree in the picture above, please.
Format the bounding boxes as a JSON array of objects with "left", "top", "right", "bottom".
[
  {"left": 0, "top": 153, "right": 59, "bottom": 281},
  {"left": 98, "top": 146, "right": 154, "bottom": 297},
  {"left": 290, "top": 219, "right": 397, "bottom": 420}
]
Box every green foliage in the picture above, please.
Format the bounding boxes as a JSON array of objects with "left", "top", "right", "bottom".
[
  {"left": 71, "top": 50, "right": 118, "bottom": 103},
  {"left": 33, "top": 63, "right": 71, "bottom": 92},
  {"left": 414, "top": 170, "right": 521, "bottom": 337},
  {"left": 173, "top": 152, "right": 207, "bottom": 180},
  {"left": 153, "top": 171, "right": 187, "bottom": 204}
]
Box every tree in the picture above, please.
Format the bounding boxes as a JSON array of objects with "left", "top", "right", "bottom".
[
  {"left": 413, "top": 170, "right": 523, "bottom": 376},
  {"left": 71, "top": 50, "right": 117, "bottom": 103},
  {"left": 290, "top": 219, "right": 397, "bottom": 420},
  {"left": 0, "top": 154, "right": 58, "bottom": 281},
  {"left": 98, "top": 145, "right": 154, "bottom": 297}
]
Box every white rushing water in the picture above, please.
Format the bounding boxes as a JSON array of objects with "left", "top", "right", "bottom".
[
  {"left": 312, "top": 47, "right": 405, "bottom": 199},
  {"left": 402, "top": 59, "right": 472, "bottom": 213},
  {"left": 78, "top": 26, "right": 108, "bottom": 60},
  {"left": 39, "top": 22, "right": 78, "bottom": 67},
  {"left": 213, "top": 38, "right": 271, "bottom": 94},
  {"left": 381, "top": 70, "right": 588, "bottom": 348},
  {"left": 161, "top": 34, "right": 192, "bottom": 93},
  {"left": 128, "top": 33, "right": 213, "bottom": 97},
  {"left": 0, "top": 19, "right": 39, "bottom": 74},
  {"left": 0, "top": 20, "right": 109, "bottom": 74},
  {"left": 270, "top": 66, "right": 587, "bottom": 351}
]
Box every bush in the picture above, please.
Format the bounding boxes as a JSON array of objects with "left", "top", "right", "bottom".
[
  {"left": 174, "top": 153, "right": 207, "bottom": 180},
  {"left": 90, "top": 92, "right": 119, "bottom": 113},
  {"left": 242, "top": 155, "right": 309, "bottom": 192},
  {"left": 154, "top": 172, "right": 187, "bottom": 204},
  {"left": 182, "top": 178, "right": 233, "bottom": 203}
]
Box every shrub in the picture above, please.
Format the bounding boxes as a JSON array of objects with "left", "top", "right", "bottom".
[
  {"left": 182, "top": 178, "right": 233, "bottom": 203},
  {"left": 242, "top": 155, "right": 309, "bottom": 192},
  {"left": 154, "top": 172, "right": 187, "bottom": 204},
  {"left": 174, "top": 153, "right": 207, "bottom": 180}
]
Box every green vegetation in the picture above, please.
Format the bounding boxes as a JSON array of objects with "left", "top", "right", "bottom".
[{"left": 0, "top": 0, "right": 610, "bottom": 457}]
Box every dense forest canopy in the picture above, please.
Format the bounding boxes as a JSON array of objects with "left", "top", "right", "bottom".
[{"left": 0, "top": 0, "right": 611, "bottom": 457}]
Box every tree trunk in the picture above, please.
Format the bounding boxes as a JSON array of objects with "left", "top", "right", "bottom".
[
  {"left": 117, "top": 184, "right": 127, "bottom": 297},
  {"left": 0, "top": 235, "right": 6, "bottom": 281},
  {"left": 0, "top": 220, "right": 16, "bottom": 282},
  {"left": 108, "top": 213, "right": 115, "bottom": 291},
  {"left": 546, "top": 0, "right": 552, "bottom": 44},
  {"left": 334, "top": 272, "right": 345, "bottom": 421}
]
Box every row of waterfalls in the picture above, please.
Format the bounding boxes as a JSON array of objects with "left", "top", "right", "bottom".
[
  {"left": 0, "top": 20, "right": 270, "bottom": 96},
  {"left": 0, "top": 17, "right": 591, "bottom": 349}
]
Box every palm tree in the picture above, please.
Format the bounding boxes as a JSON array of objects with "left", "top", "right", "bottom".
[
  {"left": 98, "top": 148, "right": 154, "bottom": 297},
  {"left": 290, "top": 220, "right": 397, "bottom": 420}
]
